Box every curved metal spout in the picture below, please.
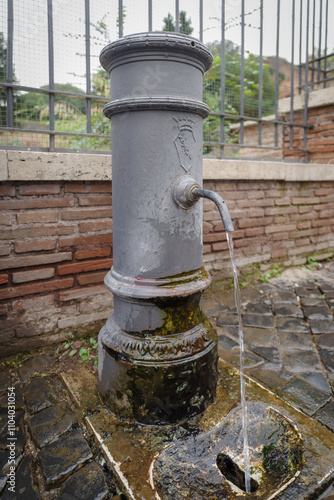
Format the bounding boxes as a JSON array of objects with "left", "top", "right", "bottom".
[{"left": 193, "top": 188, "right": 234, "bottom": 232}]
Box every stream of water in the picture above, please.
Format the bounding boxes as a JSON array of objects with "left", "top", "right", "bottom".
[{"left": 226, "top": 232, "right": 252, "bottom": 494}]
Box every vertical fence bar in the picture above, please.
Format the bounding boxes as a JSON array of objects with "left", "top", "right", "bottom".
[
  {"left": 239, "top": 0, "right": 245, "bottom": 145},
  {"left": 47, "top": 0, "right": 55, "bottom": 151},
  {"left": 148, "top": 0, "right": 152, "bottom": 31},
  {"left": 298, "top": 0, "right": 303, "bottom": 94},
  {"left": 118, "top": 0, "right": 123, "bottom": 38},
  {"left": 324, "top": 0, "right": 328, "bottom": 88},
  {"left": 85, "top": 0, "right": 91, "bottom": 134},
  {"left": 311, "top": 0, "right": 315, "bottom": 88},
  {"left": 6, "top": 0, "right": 13, "bottom": 129},
  {"left": 290, "top": 0, "right": 295, "bottom": 149},
  {"left": 175, "top": 0, "right": 179, "bottom": 32},
  {"left": 199, "top": 0, "right": 203, "bottom": 42},
  {"left": 220, "top": 0, "right": 226, "bottom": 158},
  {"left": 303, "top": 0, "right": 310, "bottom": 155},
  {"left": 274, "top": 0, "right": 280, "bottom": 148},
  {"left": 258, "top": 0, "right": 263, "bottom": 146},
  {"left": 317, "top": 0, "right": 323, "bottom": 84}
]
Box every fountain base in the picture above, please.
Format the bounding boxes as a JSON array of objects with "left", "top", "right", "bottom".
[{"left": 63, "top": 359, "right": 334, "bottom": 499}]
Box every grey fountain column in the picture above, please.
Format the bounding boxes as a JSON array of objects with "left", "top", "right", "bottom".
[{"left": 98, "top": 32, "right": 218, "bottom": 424}]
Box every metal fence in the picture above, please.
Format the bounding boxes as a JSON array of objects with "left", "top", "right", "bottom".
[{"left": 0, "top": 0, "right": 333, "bottom": 159}]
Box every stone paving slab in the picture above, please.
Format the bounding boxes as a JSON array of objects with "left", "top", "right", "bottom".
[
  {"left": 28, "top": 402, "right": 77, "bottom": 448},
  {"left": 38, "top": 429, "right": 93, "bottom": 487}
]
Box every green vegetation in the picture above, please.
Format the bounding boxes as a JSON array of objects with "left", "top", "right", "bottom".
[{"left": 1, "top": 8, "right": 277, "bottom": 152}]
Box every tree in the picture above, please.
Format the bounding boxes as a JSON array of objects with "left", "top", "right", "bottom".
[
  {"left": 19, "top": 83, "right": 86, "bottom": 120},
  {"left": 203, "top": 40, "right": 276, "bottom": 152},
  {"left": 162, "top": 11, "right": 193, "bottom": 35}
]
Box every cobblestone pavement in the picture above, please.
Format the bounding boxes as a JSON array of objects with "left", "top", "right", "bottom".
[{"left": 0, "top": 263, "right": 334, "bottom": 499}]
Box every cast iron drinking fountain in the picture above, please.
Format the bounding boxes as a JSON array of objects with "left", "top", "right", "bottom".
[{"left": 95, "top": 32, "right": 334, "bottom": 499}]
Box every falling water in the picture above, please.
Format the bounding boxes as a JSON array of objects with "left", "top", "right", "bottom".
[{"left": 226, "top": 231, "right": 251, "bottom": 494}]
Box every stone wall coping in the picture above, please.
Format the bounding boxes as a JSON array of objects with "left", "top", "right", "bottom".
[
  {"left": 230, "top": 86, "right": 334, "bottom": 130},
  {"left": 0, "top": 150, "right": 333, "bottom": 182}
]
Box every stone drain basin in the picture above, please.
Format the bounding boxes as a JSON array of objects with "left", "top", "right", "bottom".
[{"left": 152, "top": 402, "right": 302, "bottom": 499}]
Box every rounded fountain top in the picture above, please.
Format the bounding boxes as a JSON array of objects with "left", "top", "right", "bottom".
[{"left": 99, "top": 31, "right": 213, "bottom": 74}]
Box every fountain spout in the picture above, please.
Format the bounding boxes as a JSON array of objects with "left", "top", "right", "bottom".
[
  {"left": 173, "top": 175, "right": 234, "bottom": 232},
  {"left": 193, "top": 188, "right": 234, "bottom": 233}
]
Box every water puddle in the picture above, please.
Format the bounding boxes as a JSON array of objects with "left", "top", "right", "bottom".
[{"left": 226, "top": 231, "right": 252, "bottom": 493}]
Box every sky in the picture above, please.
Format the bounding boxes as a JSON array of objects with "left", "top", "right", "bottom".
[{"left": 0, "top": 0, "right": 333, "bottom": 91}]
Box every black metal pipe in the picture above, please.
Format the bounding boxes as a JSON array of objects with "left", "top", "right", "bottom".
[
  {"left": 258, "top": 0, "right": 263, "bottom": 147},
  {"left": 193, "top": 188, "right": 234, "bottom": 232},
  {"left": 6, "top": 0, "right": 13, "bottom": 129},
  {"left": 274, "top": 0, "right": 280, "bottom": 148},
  {"left": 220, "top": 0, "right": 226, "bottom": 158},
  {"left": 85, "top": 0, "right": 92, "bottom": 134},
  {"left": 47, "top": 0, "right": 55, "bottom": 151},
  {"left": 290, "top": 0, "right": 295, "bottom": 149}
]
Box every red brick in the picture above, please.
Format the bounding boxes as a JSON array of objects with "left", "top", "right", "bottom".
[
  {"left": 0, "top": 244, "right": 10, "bottom": 256},
  {"left": 17, "top": 211, "right": 58, "bottom": 224},
  {"left": 19, "top": 184, "right": 61, "bottom": 195},
  {"left": 0, "top": 252, "right": 72, "bottom": 270},
  {"left": 79, "top": 220, "right": 113, "bottom": 233},
  {"left": 0, "top": 214, "right": 12, "bottom": 226},
  {"left": 60, "top": 208, "right": 112, "bottom": 220},
  {"left": 274, "top": 197, "right": 292, "bottom": 206},
  {"left": 265, "top": 206, "right": 298, "bottom": 216},
  {"left": 212, "top": 241, "right": 229, "bottom": 252},
  {"left": 1, "top": 225, "right": 75, "bottom": 241},
  {"left": 0, "top": 199, "right": 74, "bottom": 210},
  {"left": 319, "top": 210, "right": 334, "bottom": 219},
  {"left": 12, "top": 294, "right": 54, "bottom": 311},
  {"left": 296, "top": 237, "right": 311, "bottom": 247},
  {"left": 298, "top": 206, "right": 314, "bottom": 214},
  {"left": 265, "top": 223, "right": 297, "bottom": 234},
  {"left": 0, "top": 274, "right": 8, "bottom": 285},
  {"left": 15, "top": 239, "right": 57, "bottom": 253},
  {"left": 238, "top": 217, "right": 273, "bottom": 229},
  {"left": 78, "top": 195, "right": 112, "bottom": 206},
  {"left": 12, "top": 268, "right": 55, "bottom": 284},
  {"left": 59, "top": 234, "right": 113, "bottom": 248},
  {"left": 0, "top": 186, "right": 15, "bottom": 196},
  {"left": 59, "top": 284, "right": 107, "bottom": 302},
  {"left": 74, "top": 247, "right": 111, "bottom": 260},
  {"left": 245, "top": 227, "right": 265, "bottom": 237},
  {"left": 0, "top": 304, "right": 8, "bottom": 315},
  {"left": 57, "top": 258, "right": 113, "bottom": 275},
  {"left": 64, "top": 183, "right": 112, "bottom": 193},
  {"left": 77, "top": 271, "right": 107, "bottom": 285},
  {"left": 247, "top": 191, "right": 265, "bottom": 199},
  {"left": 244, "top": 208, "right": 265, "bottom": 218},
  {"left": 203, "top": 232, "right": 225, "bottom": 243},
  {"left": 0, "top": 278, "right": 74, "bottom": 300},
  {"left": 271, "top": 249, "right": 287, "bottom": 259},
  {"left": 237, "top": 199, "right": 275, "bottom": 209},
  {"left": 203, "top": 244, "right": 211, "bottom": 254},
  {"left": 292, "top": 197, "right": 320, "bottom": 205},
  {"left": 312, "top": 219, "right": 334, "bottom": 227},
  {"left": 297, "top": 221, "right": 312, "bottom": 230},
  {"left": 314, "top": 188, "right": 333, "bottom": 196}
]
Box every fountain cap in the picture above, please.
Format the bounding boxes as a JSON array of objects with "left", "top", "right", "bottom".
[{"left": 100, "top": 31, "right": 213, "bottom": 74}]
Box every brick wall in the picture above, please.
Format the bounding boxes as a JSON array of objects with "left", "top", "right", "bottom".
[
  {"left": 284, "top": 105, "right": 334, "bottom": 163},
  {"left": 0, "top": 182, "right": 114, "bottom": 356},
  {"left": 202, "top": 179, "right": 334, "bottom": 279},
  {"left": 1, "top": 175, "right": 334, "bottom": 357}
]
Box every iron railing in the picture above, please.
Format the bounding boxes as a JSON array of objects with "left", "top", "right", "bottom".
[{"left": 0, "top": 0, "right": 332, "bottom": 159}]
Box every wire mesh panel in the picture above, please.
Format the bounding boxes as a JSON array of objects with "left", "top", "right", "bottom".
[{"left": 0, "top": 0, "right": 332, "bottom": 157}]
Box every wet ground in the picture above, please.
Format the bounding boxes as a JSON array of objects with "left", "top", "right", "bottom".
[{"left": 1, "top": 261, "right": 334, "bottom": 499}]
